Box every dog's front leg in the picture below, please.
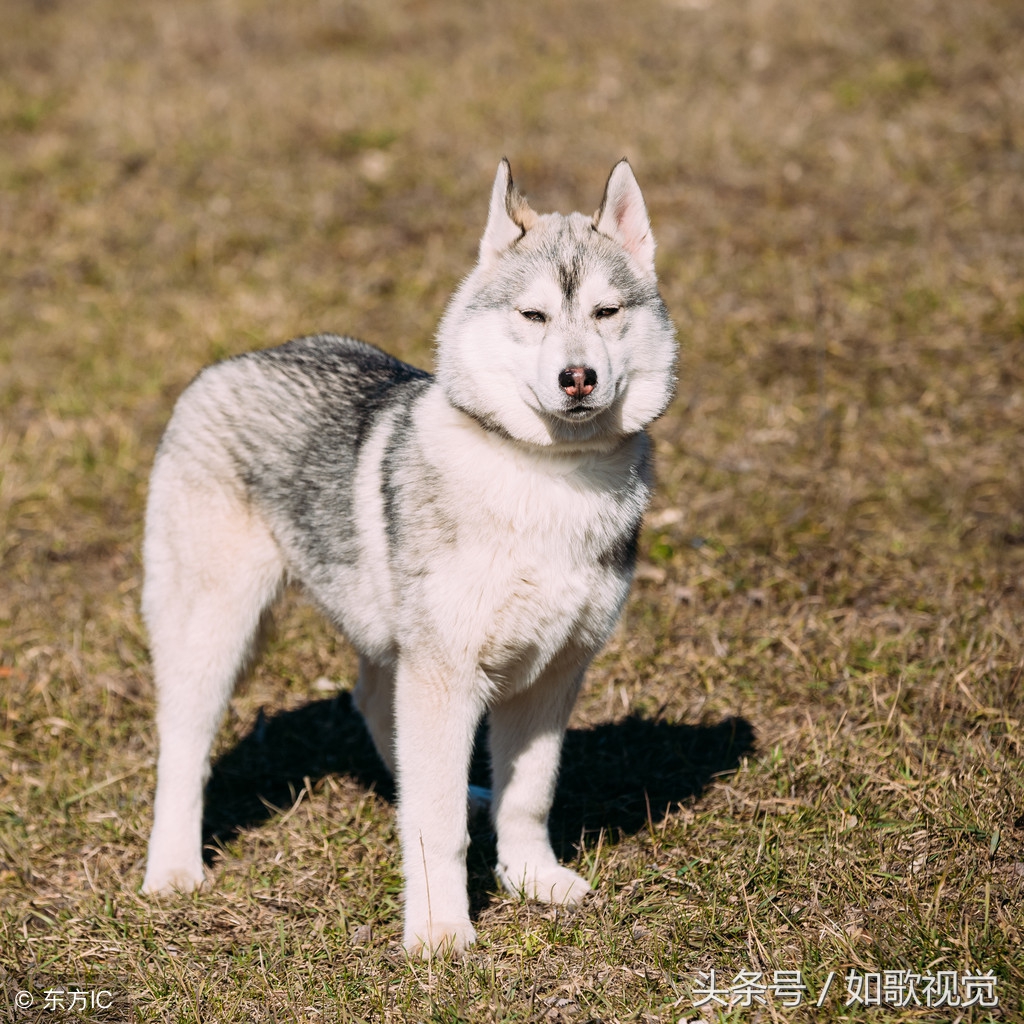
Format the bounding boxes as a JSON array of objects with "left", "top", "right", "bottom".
[
  {"left": 394, "top": 658, "right": 483, "bottom": 957},
  {"left": 489, "top": 667, "right": 591, "bottom": 906}
]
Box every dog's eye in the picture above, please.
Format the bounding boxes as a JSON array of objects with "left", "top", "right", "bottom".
[
  {"left": 594, "top": 305, "right": 621, "bottom": 319},
  {"left": 520, "top": 309, "right": 547, "bottom": 323}
]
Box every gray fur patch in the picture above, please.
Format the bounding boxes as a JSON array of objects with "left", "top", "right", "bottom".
[
  {"left": 558, "top": 253, "right": 583, "bottom": 304},
  {"left": 177, "top": 334, "right": 432, "bottom": 592},
  {"left": 597, "top": 518, "right": 642, "bottom": 573}
]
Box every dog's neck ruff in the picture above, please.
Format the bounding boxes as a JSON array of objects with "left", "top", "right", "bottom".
[{"left": 444, "top": 391, "right": 638, "bottom": 458}]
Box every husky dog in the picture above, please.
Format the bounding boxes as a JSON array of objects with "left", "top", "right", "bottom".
[{"left": 141, "top": 159, "right": 677, "bottom": 955}]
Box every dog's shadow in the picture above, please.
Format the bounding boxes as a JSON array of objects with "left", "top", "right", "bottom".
[{"left": 202, "top": 694, "right": 755, "bottom": 907}]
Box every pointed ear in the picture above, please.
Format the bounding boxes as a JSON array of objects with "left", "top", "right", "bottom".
[
  {"left": 594, "top": 159, "right": 656, "bottom": 277},
  {"left": 479, "top": 159, "right": 535, "bottom": 267}
]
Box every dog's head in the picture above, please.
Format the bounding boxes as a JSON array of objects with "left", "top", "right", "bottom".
[{"left": 435, "top": 160, "right": 678, "bottom": 450}]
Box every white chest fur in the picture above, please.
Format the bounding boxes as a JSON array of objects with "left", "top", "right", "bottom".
[{"left": 385, "top": 389, "right": 648, "bottom": 693}]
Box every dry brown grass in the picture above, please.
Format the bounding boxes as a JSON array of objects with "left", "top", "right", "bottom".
[{"left": 1, "top": 0, "right": 1022, "bottom": 1020}]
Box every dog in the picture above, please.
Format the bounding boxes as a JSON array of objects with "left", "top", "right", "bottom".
[{"left": 140, "top": 159, "right": 677, "bottom": 956}]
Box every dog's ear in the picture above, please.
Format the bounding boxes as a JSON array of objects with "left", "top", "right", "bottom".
[
  {"left": 594, "top": 159, "right": 656, "bottom": 278},
  {"left": 479, "top": 159, "right": 536, "bottom": 267}
]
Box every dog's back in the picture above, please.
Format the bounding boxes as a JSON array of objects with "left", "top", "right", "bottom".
[{"left": 153, "top": 333, "right": 429, "bottom": 502}]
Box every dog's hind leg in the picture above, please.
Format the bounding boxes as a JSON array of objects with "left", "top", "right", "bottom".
[
  {"left": 351, "top": 656, "right": 396, "bottom": 775},
  {"left": 141, "top": 477, "right": 284, "bottom": 895}
]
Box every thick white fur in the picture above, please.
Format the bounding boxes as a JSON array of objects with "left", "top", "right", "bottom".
[{"left": 141, "top": 160, "right": 676, "bottom": 958}]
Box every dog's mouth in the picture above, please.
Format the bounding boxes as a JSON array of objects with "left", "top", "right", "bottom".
[
  {"left": 554, "top": 401, "right": 603, "bottom": 423},
  {"left": 558, "top": 382, "right": 621, "bottom": 422},
  {"left": 522, "top": 381, "right": 615, "bottom": 427}
]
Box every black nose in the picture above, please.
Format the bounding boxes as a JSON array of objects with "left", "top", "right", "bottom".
[{"left": 558, "top": 366, "right": 597, "bottom": 397}]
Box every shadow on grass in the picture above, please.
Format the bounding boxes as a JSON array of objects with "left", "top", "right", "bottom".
[
  {"left": 551, "top": 714, "right": 756, "bottom": 857},
  {"left": 202, "top": 693, "right": 395, "bottom": 862},
  {"left": 202, "top": 694, "right": 755, "bottom": 900}
]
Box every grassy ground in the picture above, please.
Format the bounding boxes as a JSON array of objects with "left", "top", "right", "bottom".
[{"left": 1, "top": 0, "right": 1023, "bottom": 1020}]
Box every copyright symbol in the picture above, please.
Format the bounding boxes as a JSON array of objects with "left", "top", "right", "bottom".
[{"left": 14, "top": 991, "right": 33, "bottom": 1010}]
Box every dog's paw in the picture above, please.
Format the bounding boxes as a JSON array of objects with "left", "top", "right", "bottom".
[
  {"left": 498, "top": 862, "right": 592, "bottom": 905},
  {"left": 141, "top": 862, "right": 205, "bottom": 896},
  {"left": 403, "top": 919, "right": 477, "bottom": 959}
]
